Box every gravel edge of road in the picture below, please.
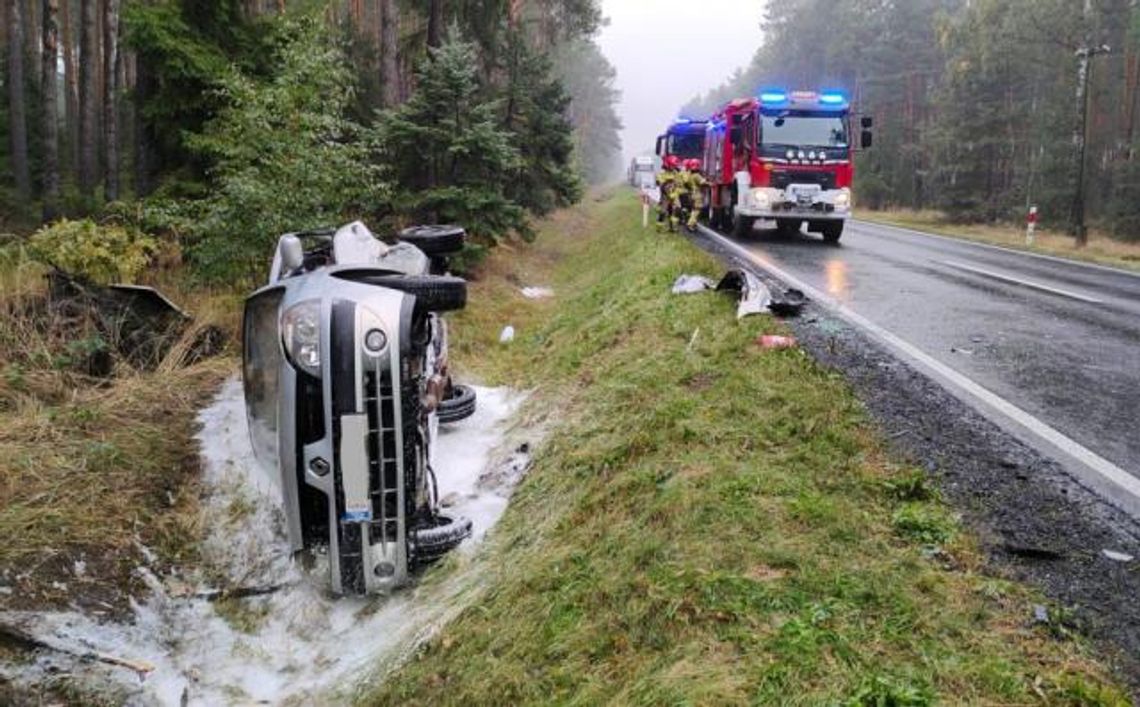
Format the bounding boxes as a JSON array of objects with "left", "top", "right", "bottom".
[{"left": 687, "top": 229, "right": 1140, "bottom": 696}]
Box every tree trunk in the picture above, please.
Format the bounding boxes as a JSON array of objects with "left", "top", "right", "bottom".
[
  {"left": 1125, "top": 50, "right": 1139, "bottom": 161},
  {"left": 42, "top": 0, "right": 61, "bottom": 221},
  {"left": 102, "top": 0, "right": 119, "bottom": 200},
  {"left": 78, "top": 0, "right": 98, "bottom": 197},
  {"left": 25, "top": 0, "right": 40, "bottom": 88},
  {"left": 62, "top": 0, "right": 79, "bottom": 178},
  {"left": 427, "top": 0, "right": 443, "bottom": 49},
  {"left": 7, "top": 0, "right": 31, "bottom": 198},
  {"left": 133, "top": 60, "right": 154, "bottom": 197},
  {"left": 379, "top": 0, "right": 399, "bottom": 106}
]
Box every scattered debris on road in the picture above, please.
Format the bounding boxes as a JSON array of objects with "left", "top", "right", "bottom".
[
  {"left": 500, "top": 325, "right": 516, "bottom": 343},
  {"left": 672, "top": 270, "right": 807, "bottom": 319}
]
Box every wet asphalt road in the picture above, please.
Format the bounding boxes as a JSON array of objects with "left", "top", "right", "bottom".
[{"left": 727, "top": 218, "right": 1140, "bottom": 484}]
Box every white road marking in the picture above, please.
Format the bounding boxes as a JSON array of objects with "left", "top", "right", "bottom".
[
  {"left": 696, "top": 224, "right": 1140, "bottom": 518},
  {"left": 938, "top": 259, "right": 1105, "bottom": 304},
  {"left": 850, "top": 218, "right": 1140, "bottom": 280}
]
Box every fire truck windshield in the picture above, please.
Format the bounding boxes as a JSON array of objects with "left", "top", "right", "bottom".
[
  {"left": 761, "top": 113, "right": 848, "bottom": 148},
  {"left": 668, "top": 133, "right": 704, "bottom": 159}
]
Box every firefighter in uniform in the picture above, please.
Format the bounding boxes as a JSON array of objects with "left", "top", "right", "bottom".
[
  {"left": 681, "top": 158, "right": 707, "bottom": 232},
  {"left": 656, "top": 155, "right": 683, "bottom": 232}
]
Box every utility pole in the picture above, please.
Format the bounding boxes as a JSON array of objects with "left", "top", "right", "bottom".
[{"left": 1070, "top": 43, "right": 1111, "bottom": 246}]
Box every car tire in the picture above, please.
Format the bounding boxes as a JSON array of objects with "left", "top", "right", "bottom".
[
  {"left": 369, "top": 274, "right": 467, "bottom": 313},
  {"left": 398, "top": 225, "right": 466, "bottom": 257},
  {"left": 411, "top": 514, "right": 473, "bottom": 564},
  {"left": 437, "top": 383, "right": 476, "bottom": 423}
]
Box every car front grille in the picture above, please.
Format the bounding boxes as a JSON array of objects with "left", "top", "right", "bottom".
[{"left": 364, "top": 367, "right": 401, "bottom": 546}]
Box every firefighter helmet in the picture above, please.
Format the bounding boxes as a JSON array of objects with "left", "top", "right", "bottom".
[
  {"left": 663, "top": 155, "right": 681, "bottom": 171},
  {"left": 684, "top": 158, "right": 702, "bottom": 172}
]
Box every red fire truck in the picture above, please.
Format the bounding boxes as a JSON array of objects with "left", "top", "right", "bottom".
[{"left": 702, "top": 90, "right": 872, "bottom": 243}]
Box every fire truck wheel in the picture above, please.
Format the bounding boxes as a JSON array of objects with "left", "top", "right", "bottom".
[
  {"left": 368, "top": 274, "right": 468, "bottom": 313},
  {"left": 398, "top": 225, "right": 466, "bottom": 256},
  {"left": 732, "top": 211, "right": 754, "bottom": 238},
  {"left": 821, "top": 222, "right": 844, "bottom": 244},
  {"left": 776, "top": 219, "right": 802, "bottom": 237}
]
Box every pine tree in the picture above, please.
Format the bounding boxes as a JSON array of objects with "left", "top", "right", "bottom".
[
  {"left": 372, "top": 29, "right": 525, "bottom": 242},
  {"left": 501, "top": 30, "right": 581, "bottom": 216}
]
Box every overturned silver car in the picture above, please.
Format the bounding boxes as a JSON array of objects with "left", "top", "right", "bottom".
[{"left": 243, "top": 222, "right": 476, "bottom": 594}]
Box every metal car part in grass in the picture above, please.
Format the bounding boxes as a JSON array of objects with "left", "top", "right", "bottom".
[{"left": 242, "top": 221, "right": 475, "bottom": 595}]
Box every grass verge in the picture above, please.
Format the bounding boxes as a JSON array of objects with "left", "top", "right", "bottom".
[
  {"left": 0, "top": 245, "right": 238, "bottom": 615},
  {"left": 859, "top": 209, "right": 1140, "bottom": 273},
  {"left": 366, "top": 190, "right": 1128, "bottom": 705}
]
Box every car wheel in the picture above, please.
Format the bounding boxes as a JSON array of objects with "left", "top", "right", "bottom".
[
  {"left": 411, "top": 514, "right": 473, "bottom": 564},
  {"left": 398, "top": 225, "right": 466, "bottom": 257},
  {"left": 368, "top": 274, "right": 467, "bottom": 313},
  {"left": 437, "top": 383, "right": 476, "bottom": 423}
]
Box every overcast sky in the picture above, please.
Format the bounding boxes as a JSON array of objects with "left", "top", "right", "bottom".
[{"left": 597, "top": 1, "right": 766, "bottom": 163}]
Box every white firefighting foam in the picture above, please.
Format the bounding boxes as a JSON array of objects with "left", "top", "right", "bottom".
[{"left": 0, "top": 378, "right": 528, "bottom": 705}]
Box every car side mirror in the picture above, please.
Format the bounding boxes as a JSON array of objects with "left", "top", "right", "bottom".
[
  {"left": 279, "top": 234, "right": 304, "bottom": 272},
  {"left": 861, "top": 116, "right": 873, "bottom": 129},
  {"left": 861, "top": 131, "right": 873, "bottom": 149},
  {"left": 655, "top": 135, "right": 664, "bottom": 157}
]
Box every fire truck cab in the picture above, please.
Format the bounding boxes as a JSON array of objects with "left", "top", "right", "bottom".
[
  {"left": 704, "top": 90, "right": 871, "bottom": 243},
  {"left": 656, "top": 118, "right": 709, "bottom": 164}
]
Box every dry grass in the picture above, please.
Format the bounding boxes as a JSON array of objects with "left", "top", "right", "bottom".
[
  {"left": 860, "top": 209, "right": 1140, "bottom": 272},
  {"left": 0, "top": 245, "right": 239, "bottom": 614}
]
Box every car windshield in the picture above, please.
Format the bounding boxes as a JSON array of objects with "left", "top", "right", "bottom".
[
  {"left": 668, "top": 133, "right": 704, "bottom": 159},
  {"left": 761, "top": 113, "right": 848, "bottom": 148}
]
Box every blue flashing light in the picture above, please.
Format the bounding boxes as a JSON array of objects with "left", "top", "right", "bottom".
[
  {"left": 819, "top": 92, "right": 846, "bottom": 105},
  {"left": 760, "top": 90, "right": 788, "bottom": 104},
  {"left": 674, "top": 117, "right": 692, "bottom": 124}
]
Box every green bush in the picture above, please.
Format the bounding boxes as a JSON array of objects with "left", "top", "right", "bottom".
[
  {"left": 184, "top": 12, "right": 385, "bottom": 283},
  {"left": 29, "top": 219, "right": 156, "bottom": 284}
]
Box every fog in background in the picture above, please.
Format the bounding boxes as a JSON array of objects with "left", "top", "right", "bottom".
[{"left": 597, "top": 0, "right": 766, "bottom": 164}]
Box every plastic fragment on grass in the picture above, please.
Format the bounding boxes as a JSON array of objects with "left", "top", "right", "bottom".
[
  {"left": 1101, "top": 549, "right": 1134, "bottom": 562},
  {"left": 499, "top": 326, "right": 515, "bottom": 343},
  {"left": 671, "top": 274, "right": 715, "bottom": 294},
  {"left": 757, "top": 335, "right": 797, "bottom": 350},
  {"left": 520, "top": 287, "right": 554, "bottom": 299}
]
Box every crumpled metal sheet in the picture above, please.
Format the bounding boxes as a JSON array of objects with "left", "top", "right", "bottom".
[{"left": 716, "top": 269, "right": 771, "bottom": 319}]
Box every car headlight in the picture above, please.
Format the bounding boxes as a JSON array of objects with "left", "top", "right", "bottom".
[
  {"left": 282, "top": 300, "right": 321, "bottom": 377},
  {"left": 751, "top": 189, "right": 771, "bottom": 210},
  {"left": 834, "top": 189, "right": 851, "bottom": 208}
]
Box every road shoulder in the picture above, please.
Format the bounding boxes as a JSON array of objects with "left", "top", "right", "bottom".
[{"left": 690, "top": 224, "right": 1140, "bottom": 697}]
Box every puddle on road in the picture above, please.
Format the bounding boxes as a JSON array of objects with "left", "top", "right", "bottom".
[{"left": 0, "top": 379, "right": 529, "bottom": 705}]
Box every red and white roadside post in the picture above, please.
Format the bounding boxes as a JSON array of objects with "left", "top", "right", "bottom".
[
  {"left": 1026, "top": 205, "right": 1038, "bottom": 246},
  {"left": 641, "top": 189, "right": 651, "bottom": 229}
]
